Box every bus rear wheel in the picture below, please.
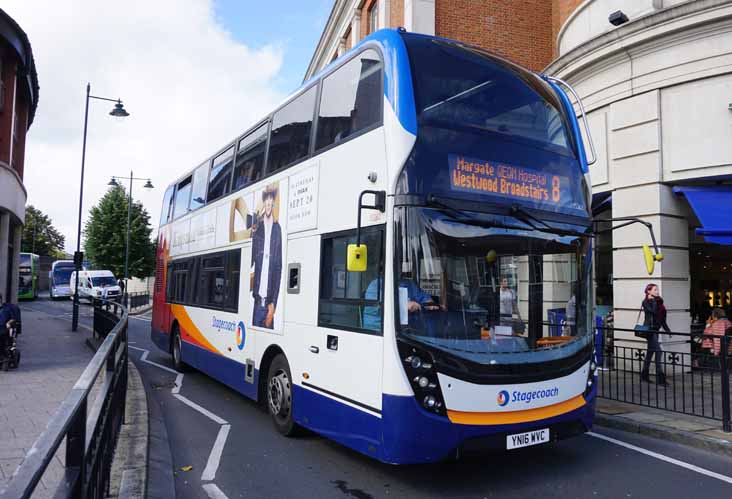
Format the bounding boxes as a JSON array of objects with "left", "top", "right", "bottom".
[
  {"left": 267, "top": 354, "right": 300, "bottom": 436},
  {"left": 172, "top": 327, "right": 186, "bottom": 372}
]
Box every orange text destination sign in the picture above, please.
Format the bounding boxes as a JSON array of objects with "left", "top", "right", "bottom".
[{"left": 449, "top": 154, "right": 570, "bottom": 207}]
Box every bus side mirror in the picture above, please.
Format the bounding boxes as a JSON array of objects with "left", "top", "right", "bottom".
[
  {"left": 642, "top": 244, "right": 664, "bottom": 275},
  {"left": 347, "top": 244, "right": 368, "bottom": 272}
]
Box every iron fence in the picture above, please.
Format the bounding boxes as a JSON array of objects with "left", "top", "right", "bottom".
[
  {"left": 596, "top": 325, "right": 730, "bottom": 432},
  {"left": 125, "top": 291, "right": 150, "bottom": 311},
  {"left": 0, "top": 301, "right": 129, "bottom": 499}
]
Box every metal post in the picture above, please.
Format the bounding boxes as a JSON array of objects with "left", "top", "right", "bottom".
[
  {"left": 124, "top": 171, "right": 132, "bottom": 308},
  {"left": 720, "top": 335, "right": 731, "bottom": 432},
  {"left": 72, "top": 84, "right": 91, "bottom": 332}
]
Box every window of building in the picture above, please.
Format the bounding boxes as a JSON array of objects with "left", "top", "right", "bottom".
[
  {"left": 368, "top": 2, "right": 378, "bottom": 34},
  {"left": 233, "top": 124, "right": 267, "bottom": 192},
  {"left": 160, "top": 185, "right": 175, "bottom": 226},
  {"left": 267, "top": 85, "right": 317, "bottom": 174},
  {"left": 316, "top": 49, "right": 383, "bottom": 151},
  {"left": 189, "top": 162, "right": 209, "bottom": 211},
  {"left": 207, "top": 145, "right": 235, "bottom": 203},
  {"left": 318, "top": 225, "right": 385, "bottom": 333},
  {"left": 172, "top": 176, "right": 192, "bottom": 219}
]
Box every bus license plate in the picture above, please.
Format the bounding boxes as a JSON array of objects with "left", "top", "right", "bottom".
[{"left": 507, "top": 428, "right": 550, "bottom": 450}]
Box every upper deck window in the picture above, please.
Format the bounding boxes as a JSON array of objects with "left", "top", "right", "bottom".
[
  {"left": 315, "top": 49, "right": 383, "bottom": 152},
  {"left": 267, "top": 86, "right": 317, "bottom": 174},
  {"left": 208, "top": 146, "right": 235, "bottom": 203},
  {"left": 189, "top": 162, "right": 209, "bottom": 211},
  {"left": 233, "top": 124, "right": 267, "bottom": 192},
  {"left": 405, "top": 35, "right": 575, "bottom": 157},
  {"left": 172, "top": 176, "right": 192, "bottom": 219},
  {"left": 160, "top": 185, "right": 174, "bottom": 226}
]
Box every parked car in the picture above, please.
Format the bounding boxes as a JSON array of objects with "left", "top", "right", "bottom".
[{"left": 69, "top": 270, "right": 121, "bottom": 303}]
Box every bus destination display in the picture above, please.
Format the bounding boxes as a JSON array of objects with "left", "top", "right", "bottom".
[{"left": 448, "top": 153, "right": 572, "bottom": 209}]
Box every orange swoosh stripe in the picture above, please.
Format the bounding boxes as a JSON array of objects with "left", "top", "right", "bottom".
[
  {"left": 171, "top": 304, "right": 221, "bottom": 355},
  {"left": 447, "top": 395, "right": 586, "bottom": 426}
]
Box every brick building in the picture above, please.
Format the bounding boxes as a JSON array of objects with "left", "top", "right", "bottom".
[
  {"left": 307, "top": 0, "right": 732, "bottom": 353},
  {"left": 305, "top": 0, "right": 584, "bottom": 78},
  {"left": 0, "top": 8, "right": 39, "bottom": 302}
]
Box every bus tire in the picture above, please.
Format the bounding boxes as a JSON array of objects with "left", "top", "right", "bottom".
[
  {"left": 267, "top": 354, "right": 300, "bottom": 437},
  {"left": 172, "top": 326, "right": 187, "bottom": 373}
]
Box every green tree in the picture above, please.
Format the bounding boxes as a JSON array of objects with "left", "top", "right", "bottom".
[
  {"left": 21, "top": 205, "right": 66, "bottom": 257},
  {"left": 84, "top": 186, "right": 156, "bottom": 279}
]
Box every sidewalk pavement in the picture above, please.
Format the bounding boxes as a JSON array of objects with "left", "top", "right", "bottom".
[
  {"left": 596, "top": 398, "right": 732, "bottom": 457},
  {"left": 0, "top": 306, "right": 94, "bottom": 497}
]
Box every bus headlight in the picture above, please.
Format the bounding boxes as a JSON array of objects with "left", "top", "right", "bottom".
[
  {"left": 399, "top": 340, "right": 447, "bottom": 416},
  {"left": 423, "top": 395, "right": 440, "bottom": 409},
  {"left": 416, "top": 376, "right": 430, "bottom": 388}
]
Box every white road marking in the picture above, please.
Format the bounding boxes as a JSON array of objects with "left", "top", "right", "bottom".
[
  {"left": 131, "top": 344, "right": 232, "bottom": 496},
  {"left": 202, "top": 483, "right": 230, "bottom": 499},
  {"left": 173, "top": 393, "right": 229, "bottom": 425},
  {"left": 201, "top": 424, "right": 231, "bottom": 481},
  {"left": 588, "top": 432, "right": 732, "bottom": 485}
]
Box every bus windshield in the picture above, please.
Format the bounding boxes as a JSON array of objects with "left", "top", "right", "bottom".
[
  {"left": 53, "top": 268, "right": 74, "bottom": 285},
  {"left": 19, "top": 254, "right": 31, "bottom": 269},
  {"left": 394, "top": 207, "right": 592, "bottom": 365}
]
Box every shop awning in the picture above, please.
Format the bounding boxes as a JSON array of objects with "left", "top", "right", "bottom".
[{"left": 674, "top": 186, "right": 732, "bottom": 245}]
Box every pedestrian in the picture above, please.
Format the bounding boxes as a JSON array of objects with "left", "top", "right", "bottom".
[
  {"left": 703, "top": 308, "right": 732, "bottom": 357},
  {"left": 640, "top": 283, "right": 668, "bottom": 386},
  {"left": 0, "top": 294, "right": 13, "bottom": 362}
]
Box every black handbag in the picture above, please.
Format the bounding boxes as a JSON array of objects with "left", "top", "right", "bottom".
[{"left": 634, "top": 306, "right": 650, "bottom": 339}]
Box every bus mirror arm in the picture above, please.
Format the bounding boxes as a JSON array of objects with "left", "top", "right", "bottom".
[
  {"left": 593, "top": 217, "right": 664, "bottom": 274},
  {"left": 547, "top": 76, "right": 597, "bottom": 166},
  {"left": 355, "top": 190, "right": 386, "bottom": 246}
]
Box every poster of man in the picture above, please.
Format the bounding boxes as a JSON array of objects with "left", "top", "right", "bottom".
[{"left": 250, "top": 182, "right": 283, "bottom": 330}]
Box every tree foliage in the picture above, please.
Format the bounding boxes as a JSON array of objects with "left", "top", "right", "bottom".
[
  {"left": 84, "top": 186, "right": 156, "bottom": 278},
  {"left": 21, "top": 205, "right": 66, "bottom": 257}
]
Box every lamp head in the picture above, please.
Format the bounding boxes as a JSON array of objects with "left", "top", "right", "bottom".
[
  {"left": 108, "top": 177, "right": 119, "bottom": 187},
  {"left": 109, "top": 100, "right": 130, "bottom": 118},
  {"left": 143, "top": 179, "right": 154, "bottom": 189}
]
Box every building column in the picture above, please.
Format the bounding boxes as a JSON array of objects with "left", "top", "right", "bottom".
[
  {"left": 608, "top": 91, "right": 690, "bottom": 355},
  {"left": 9, "top": 222, "right": 20, "bottom": 303},
  {"left": 378, "top": 0, "right": 390, "bottom": 29},
  {"left": 403, "top": 0, "right": 435, "bottom": 35},
  {"left": 0, "top": 212, "right": 9, "bottom": 301},
  {"left": 351, "top": 9, "right": 361, "bottom": 45}
]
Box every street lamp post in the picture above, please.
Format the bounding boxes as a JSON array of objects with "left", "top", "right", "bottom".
[
  {"left": 72, "top": 83, "right": 130, "bottom": 332},
  {"left": 108, "top": 174, "right": 153, "bottom": 307}
]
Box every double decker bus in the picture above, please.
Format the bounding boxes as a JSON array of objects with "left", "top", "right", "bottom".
[
  {"left": 18, "top": 253, "right": 39, "bottom": 300},
  {"left": 152, "top": 29, "right": 661, "bottom": 463}
]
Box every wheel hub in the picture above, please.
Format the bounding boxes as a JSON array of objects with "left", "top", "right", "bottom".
[{"left": 268, "top": 371, "right": 291, "bottom": 417}]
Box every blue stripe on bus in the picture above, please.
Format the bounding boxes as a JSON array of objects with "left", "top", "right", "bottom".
[{"left": 548, "top": 79, "right": 590, "bottom": 174}]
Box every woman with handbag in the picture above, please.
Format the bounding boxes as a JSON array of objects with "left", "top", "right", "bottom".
[{"left": 640, "top": 284, "right": 668, "bottom": 386}]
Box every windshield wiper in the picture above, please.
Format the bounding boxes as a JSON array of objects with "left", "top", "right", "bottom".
[
  {"left": 509, "top": 204, "right": 587, "bottom": 238},
  {"left": 422, "top": 80, "right": 495, "bottom": 114}
]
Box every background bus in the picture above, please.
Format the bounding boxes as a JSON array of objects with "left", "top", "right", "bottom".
[
  {"left": 18, "top": 253, "right": 39, "bottom": 300},
  {"left": 151, "top": 29, "right": 658, "bottom": 464},
  {"left": 49, "top": 260, "right": 77, "bottom": 300}
]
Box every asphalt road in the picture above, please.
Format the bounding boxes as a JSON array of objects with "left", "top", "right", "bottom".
[{"left": 24, "top": 298, "right": 732, "bottom": 499}]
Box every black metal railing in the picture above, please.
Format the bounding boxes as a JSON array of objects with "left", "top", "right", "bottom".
[
  {"left": 596, "top": 326, "right": 730, "bottom": 433},
  {"left": 0, "top": 301, "right": 129, "bottom": 499},
  {"left": 125, "top": 291, "right": 150, "bottom": 311}
]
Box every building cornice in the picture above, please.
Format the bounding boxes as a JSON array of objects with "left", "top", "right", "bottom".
[
  {"left": 547, "top": 0, "right": 732, "bottom": 78},
  {"left": 305, "top": 0, "right": 363, "bottom": 81},
  {"left": 0, "top": 7, "right": 39, "bottom": 128}
]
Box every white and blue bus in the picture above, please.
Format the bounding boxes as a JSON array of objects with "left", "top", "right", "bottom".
[
  {"left": 49, "top": 260, "right": 77, "bottom": 300},
  {"left": 152, "top": 29, "right": 660, "bottom": 463}
]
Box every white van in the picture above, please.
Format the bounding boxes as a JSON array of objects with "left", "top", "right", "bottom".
[{"left": 69, "top": 270, "right": 121, "bottom": 302}]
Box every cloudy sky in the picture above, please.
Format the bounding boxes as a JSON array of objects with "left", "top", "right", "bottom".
[{"left": 3, "top": 0, "right": 332, "bottom": 252}]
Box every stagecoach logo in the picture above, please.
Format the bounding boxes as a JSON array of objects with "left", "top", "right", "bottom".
[
  {"left": 498, "top": 387, "right": 561, "bottom": 407},
  {"left": 236, "top": 321, "right": 246, "bottom": 350},
  {"left": 497, "top": 390, "right": 510, "bottom": 407},
  {"left": 212, "top": 317, "right": 237, "bottom": 332}
]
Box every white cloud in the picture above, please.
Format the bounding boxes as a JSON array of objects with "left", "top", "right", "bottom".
[{"left": 3, "top": 0, "right": 286, "bottom": 252}]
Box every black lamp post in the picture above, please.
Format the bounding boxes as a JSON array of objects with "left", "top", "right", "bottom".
[
  {"left": 72, "top": 83, "right": 130, "bottom": 332},
  {"left": 108, "top": 174, "right": 153, "bottom": 307}
]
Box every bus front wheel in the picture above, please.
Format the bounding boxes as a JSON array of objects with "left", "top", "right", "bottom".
[{"left": 267, "top": 354, "right": 300, "bottom": 436}]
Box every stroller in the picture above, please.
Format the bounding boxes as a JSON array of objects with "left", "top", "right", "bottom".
[{"left": 1, "top": 318, "right": 21, "bottom": 371}]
